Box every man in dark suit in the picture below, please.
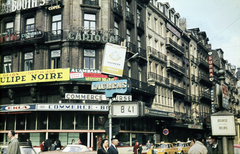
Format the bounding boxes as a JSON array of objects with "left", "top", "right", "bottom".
[
  {"left": 108, "top": 138, "right": 119, "bottom": 154},
  {"left": 207, "top": 134, "right": 219, "bottom": 154}
]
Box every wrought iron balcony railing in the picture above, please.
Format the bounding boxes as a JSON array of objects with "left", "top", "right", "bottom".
[
  {"left": 148, "top": 72, "right": 169, "bottom": 85},
  {"left": 113, "top": 2, "right": 123, "bottom": 16},
  {"left": 45, "top": 30, "right": 62, "bottom": 41},
  {"left": 198, "top": 57, "right": 208, "bottom": 68},
  {"left": 147, "top": 46, "right": 167, "bottom": 62},
  {"left": 184, "top": 95, "right": 192, "bottom": 102},
  {"left": 126, "top": 42, "right": 137, "bottom": 54},
  {"left": 198, "top": 72, "right": 211, "bottom": 83},
  {"left": 166, "top": 37, "right": 184, "bottom": 55},
  {"left": 126, "top": 11, "right": 134, "bottom": 24},
  {"left": 167, "top": 60, "right": 185, "bottom": 75},
  {"left": 138, "top": 47, "right": 146, "bottom": 59},
  {"left": 171, "top": 84, "right": 186, "bottom": 95},
  {"left": 200, "top": 91, "right": 211, "bottom": 100},
  {"left": 137, "top": 19, "right": 144, "bottom": 30},
  {"left": 191, "top": 55, "right": 198, "bottom": 64},
  {"left": 83, "top": 0, "right": 99, "bottom": 6},
  {"left": 114, "top": 35, "right": 124, "bottom": 45}
]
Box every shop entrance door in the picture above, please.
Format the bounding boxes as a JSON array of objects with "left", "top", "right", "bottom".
[{"left": 93, "top": 133, "right": 106, "bottom": 151}]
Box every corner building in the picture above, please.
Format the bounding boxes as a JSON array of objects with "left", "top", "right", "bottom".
[{"left": 0, "top": 0, "right": 155, "bottom": 150}]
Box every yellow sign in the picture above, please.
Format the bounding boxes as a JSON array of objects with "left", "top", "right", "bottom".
[{"left": 0, "top": 68, "right": 70, "bottom": 86}]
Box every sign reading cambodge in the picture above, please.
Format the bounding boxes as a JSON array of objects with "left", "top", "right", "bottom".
[
  {"left": 91, "top": 80, "right": 131, "bottom": 97},
  {"left": 0, "top": 68, "right": 69, "bottom": 86},
  {"left": 69, "top": 68, "right": 118, "bottom": 81},
  {"left": 102, "top": 43, "right": 127, "bottom": 77}
]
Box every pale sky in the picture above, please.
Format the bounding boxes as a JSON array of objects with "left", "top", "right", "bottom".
[{"left": 160, "top": 0, "right": 240, "bottom": 69}]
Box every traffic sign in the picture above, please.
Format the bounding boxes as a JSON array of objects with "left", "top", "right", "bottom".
[{"left": 163, "top": 128, "right": 169, "bottom": 135}]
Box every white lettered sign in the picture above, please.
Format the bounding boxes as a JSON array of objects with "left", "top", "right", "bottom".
[
  {"left": 211, "top": 115, "right": 236, "bottom": 136},
  {"left": 112, "top": 102, "right": 139, "bottom": 117}
]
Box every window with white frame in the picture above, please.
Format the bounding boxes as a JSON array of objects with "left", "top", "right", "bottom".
[
  {"left": 84, "top": 13, "right": 96, "bottom": 31},
  {"left": 5, "top": 21, "right": 13, "bottom": 34},
  {"left": 127, "top": 61, "right": 131, "bottom": 78},
  {"left": 126, "top": 29, "right": 131, "bottom": 42},
  {"left": 24, "top": 52, "right": 33, "bottom": 71},
  {"left": 52, "top": 14, "right": 62, "bottom": 35},
  {"left": 148, "top": 13, "right": 151, "bottom": 28},
  {"left": 114, "top": 21, "right": 119, "bottom": 36},
  {"left": 26, "top": 17, "right": 35, "bottom": 32},
  {"left": 3, "top": 55, "right": 12, "bottom": 73},
  {"left": 154, "top": 18, "right": 157, "bottom": 32},
  {"left": 84, "top": 49, "right": 95, "bottom": 69},
  {"left": 51, "top": 50, "right": 61, "bottom": 69}
]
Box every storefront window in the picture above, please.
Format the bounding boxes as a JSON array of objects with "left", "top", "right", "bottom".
[
  {"left": 37, "top": 112, "right": 47, "bottom": 129},
  {"left": 27, "top": 113, "right": 36, "bottom": 130},
  {"left": 76, "top": 113, "right": 88, "bottom": 130},
  {"left": 62, "top": 112, "right": 74, "bottom": 129},
  {"left": 94, "top": 114, "right": 107, "bottom": 130},
  {"left": 6, "top": 114, "right": 15, "bottom": 130},
  {"left": 117, "top": 133, "right": 130, "bottom": 146},
  {"left": 0, "top": 114, "right": 5, "bottom": 130},
  {"left": 49, "top": 112, "right": 60, "bottom": 129},
  {"left": 16, "top": 114, "right": 25, "bottom": 130}
]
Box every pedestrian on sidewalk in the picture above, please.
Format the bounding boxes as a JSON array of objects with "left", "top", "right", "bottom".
[
  {"left": 133, "top": 142, "right": 139, "bottom": 154},
  {"left": 7, "top": 130, "right": 21, "bottom": 154},
  {"left": 188, "top": 134, "right": 207, "bottom": 154}
]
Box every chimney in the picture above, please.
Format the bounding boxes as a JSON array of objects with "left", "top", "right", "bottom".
[{"left": 179, "top": 18, "right": 187, "bottom": 31}]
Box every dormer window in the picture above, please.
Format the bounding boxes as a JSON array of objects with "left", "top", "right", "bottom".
[
  {"left": 169, "top": 11, "right": 173, "bottom": 20},
  {"left": 165, "top": 6, "right": 169, "bottom": 17}
]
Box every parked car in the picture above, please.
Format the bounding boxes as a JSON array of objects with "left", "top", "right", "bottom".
[
  {"left": 147, "top": 142, "right": 178, "bottom": 154},
  {"left": 172, "top": 141, "right": 190, "bottom": 154},
  {"left": 0, "top": 145, "right": 37, "bottom": 154},
  {"left": 40, "top": 144, "right": 96, "bottom": 154}
]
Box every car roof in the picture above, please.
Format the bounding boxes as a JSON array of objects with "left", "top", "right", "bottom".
[{"left": 155, "top": 142, "right": 172, "bottom": 144}]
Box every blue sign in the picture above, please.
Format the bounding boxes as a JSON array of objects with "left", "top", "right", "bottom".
[
  {"left": 91, "top": 79, "right": 131, "bottom": 97},
  {"left": 0, "top": 104, "right": 36, "bottom": 112}
]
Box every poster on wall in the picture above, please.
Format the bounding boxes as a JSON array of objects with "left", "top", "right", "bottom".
[
  {"left": 101, "top": 43, "right": 127, "bottom": 77},
  {"left": 69, "top": 68, "right": 118, "bottom": 81}
]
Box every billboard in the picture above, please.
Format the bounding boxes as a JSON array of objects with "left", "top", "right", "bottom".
[
  {"left": 0, "top": 68, "right": 69, "bottom": 86},
  {"left": 69, "top": 68, "right": 118, "bottom": 81},
  {"left": 102, "top": 43, "right": 127, "bottom": 77}
]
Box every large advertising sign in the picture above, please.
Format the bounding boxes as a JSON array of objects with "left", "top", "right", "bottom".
[
  {"left": 102, "top": 43, "right": 127, "bottom": 77},
  {"left": 0, "top": 68, "right": 69, "bottom": 86},
  {"left": 69, "top": 68, "right": 118, "bottom": 81},
  {"left": 208, "top": 51, "right": 214, "bottom": 81}
]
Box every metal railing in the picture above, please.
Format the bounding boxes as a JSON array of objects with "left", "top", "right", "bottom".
[
  {"left": 45, "top": 30, "right": 62, "bottom": 41},
  {"left": 171, "top": 84, "right": 186, "bottom": 94},
  {"left": 126, "top": 11, "right": 134, "bottom": 24},
  {"left": 191, "top": 55, "right": 198, "bottom": 64},
  {"left": 147, "top": 46, "right": 167, "bottom": 62},
  {"left": 198, "top": 57, "right": 208, "bottom": 67},
  {"left": 113, "top": 2, "right": 123, "bottom": 16},
  {"left": 168, "top": 60, "right": 185, "bottom": 74},
  {"left": 126, "top": 42, "right": 137, "bottom": 53},
  {"left": 166, "top": 37, "right": 184, "bottom": 55},
  {"left": 114, "top": 35, "right": 124, "bottom": 45},
  {"left": 148, "top": 72, "right": 169, "bottom": 85},
  {"left": 198, "top": 72, "right": 210, "bottom": 82},
  {"left": 138, "top": 47, "right": 146, "bottom": 58},
  {"left": 200, "top": 91, "right": 211, "bottom": 99},
  {"left": 184, "top": 95, "right": 192, "bottom": 102},
  {"left": 137, "top": 19, "right": 144, "bottom": 30},
  {"left": 83, "top": 0, "right": 98, "bottom": 5}
]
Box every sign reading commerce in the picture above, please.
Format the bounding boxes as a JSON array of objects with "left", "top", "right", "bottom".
[
  {"left": 0, "top": 68, "right": 69, "bottom": 86},
  {"left": 91, "top": 80, "right": 131, "bottom": 97}
]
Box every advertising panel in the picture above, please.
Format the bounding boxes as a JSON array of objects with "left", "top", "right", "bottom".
[
  {"left": 0, "top": 68, "right": 69, "bottom": 86},
  {"left": 102, "top": 43, "right": 127, "bottom": 77},
  {"left": 69, "top": 68, "right": 118, "bottom": 81}
]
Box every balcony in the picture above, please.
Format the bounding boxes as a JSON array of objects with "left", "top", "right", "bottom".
[
  {"left": 192, "top": 95, "right": 199, "bottom": 103},
  {"left": 83, "top": 0, "right": 99, "bottom": 6},
  {"left": 191, "top": 55, "right": 198, "bottom": 64},
  {"left": 198, "top": 72, "right": 213, "bottom": 85},
  {"left": 45, "top": 30, "right": 62, "bottom": 42},
  {"left": 200, "top": 91, "right": 211, "bottom": 100},
  {"left": 198, "top": 57, "right": 208, "bottom": 68},
  {"left": 167, "top": 60, "right": 185, "bottom": 75},
  {"left": 148, "top": 72, "right": 169, "bottom": 86},
  {"left": 147, "top": 46, "right": 167, "bottom": 63},
  {"left": 113, "top": 2, "right": 123, "bottom": 17},
  {"left": 166, "top": 37, "right": 184, "bottom": 56},
  {"left": 171, "top": 84, "right": 186, "bottom": 95},
  {"left": 114, "top": 35, "right": 124, "bottom": 45},
  {"left": 126, "top": 11, "right": 134, "bottom": 25},
  {"left": 137, "top": 19, "right": 144, "bottom": 31},
  {"left": 126, "top": 42, "right": 137, "bottom": 54},
  {"left": 122, "top": 76, "right": 155, "bottom": 94},
  {"left": 138, "top": 47, "right": 147, "bottom": 59},
  {"left": 184, "top": 95, "right": 192, "bottom": 103}
]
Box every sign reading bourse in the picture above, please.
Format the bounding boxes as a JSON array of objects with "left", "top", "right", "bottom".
[
  {"left": 211, "top": 116, "right": 235, "bottom": 136},
  {"left": 91, "top": 80, "right": 131, "bottom": 97}
]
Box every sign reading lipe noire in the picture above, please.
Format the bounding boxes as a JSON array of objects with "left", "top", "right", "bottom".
[
  {"left": 91, "top": 80, "right": 131, "bottom": 97},
  {"left": 0, "top": 68, "right": 69, "bottom": 86}
]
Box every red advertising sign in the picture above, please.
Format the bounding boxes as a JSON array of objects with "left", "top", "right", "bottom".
[{"left": 208, "top": 53, "right": 214, "bottom": 81}]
